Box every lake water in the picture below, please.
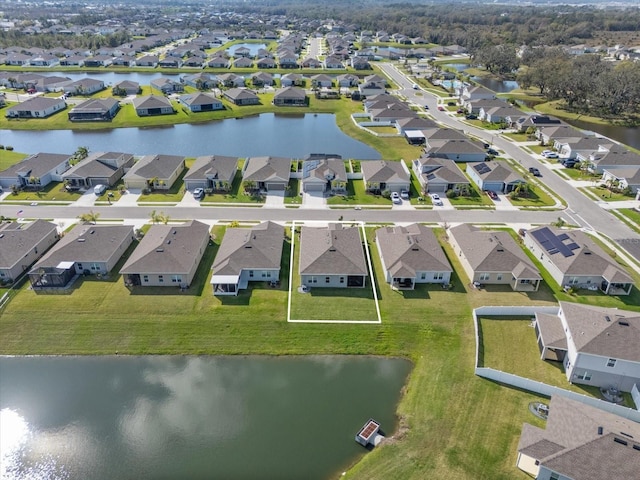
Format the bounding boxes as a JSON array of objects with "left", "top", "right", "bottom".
[
  {"left": 471, "top": 76, "right": 519, "bottom": 93},
  {"left": 0, "top": 355, "right": 411, "bottom": 480},
  {"left": 0, "top": 114, "right": 381, "bottom": 159},
  {"left": 564, "top": 118, "right": 640, "bottom": 151}
]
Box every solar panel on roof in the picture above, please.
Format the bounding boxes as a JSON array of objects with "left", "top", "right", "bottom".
[
  {"left": 302, "top": 160, "right": 319, "bottom": 179},
  {"left": 557, "top": 233, "right": 570, "bottom": 241},
  {"left": 567, "top": 242, "right": 580, "bottom": 250},
  {"left": 531, "top": 227, "right": 575, "bottom": 258}
]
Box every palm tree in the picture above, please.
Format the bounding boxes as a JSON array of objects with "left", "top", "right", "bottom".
[
  {"left": 150, "top": 210, "right": 162, "bottom": 224},
  {"left": 243, "top": 180, "right": 256, "bottom": 193},
  {"left": 78, "top": 210, "right": 100, "bottom": 224}
]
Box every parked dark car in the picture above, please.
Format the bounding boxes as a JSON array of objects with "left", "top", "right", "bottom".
[
  {"left": 562, "top": 159, "right": 578, "bottom": 168},
  {"left": 528, "top": 167, "right": 541, "bottom": 176},
  {"left": 465, "top": 114, "right": 477, "bottom": 120},
  {"left": 487, "top": 148, "right": 499, "bottom": 156}
]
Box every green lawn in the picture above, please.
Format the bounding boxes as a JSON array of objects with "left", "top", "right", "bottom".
[
  {"left": 201, "top": 171, "right": 266, "bottom": 204},
  {"left": 4, "top": 181, "right": 82, "bottom": 202},
  {"left": 327, "top": 179, "right": 392, "bottom": 206},
  {"left": 585, "top": 185, "right": 636, "bottom": 202},
  {"left": 508, "top": 185, "right": 555, "bottom": 207},
  {"left": 503, "top": 132, "right": 529, "bottom": 142},
  {"left": 289, "top": 226, "right": 379, "bottom": 322},
  {"left": 618, "top": 208, "right": 640, "bottom": 230},
  {"left": 478, "top": 317, "right": 602, "bottom": 398},
  {"left": 560, "top": 166, "right": 599, "bottom": 181},
  {"left": 283, "top": 178, "right": 302, "bottom": 205},
  {"left": 0, "top": 149, "right": 27, "bottom": 170}
]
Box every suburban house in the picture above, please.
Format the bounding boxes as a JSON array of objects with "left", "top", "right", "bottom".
[
  {"left": 242, "top": 156, "right": 291, "bottom": 191},
  {"left": 113, "top": 80, "right": 140, "bottom": 96},
  {"left": 467, "top": 161, "right": 526, "bottom": 194},
  {"left": 67, "top": 98, "right": 120, "bottom": 122},
  {"left": 132, "top": 95, "right": 174, "bottom": 116},
  {"left": 123, "top": 154, "right": 185, "bottom": 190},
  {"left": 310, "top": 74, "right": 333, "bottom": 88},
  {"left": 63, "top": 78, "right": 105, "bottom": 95},
  {"left": 233, "top": 57, "right": 253, "bottom": 68},
  {"left": 83, "top": 55, "right": 113, "bottom": 67},
  {"left": 516, "top": 396, "right": 640, "bottom": 480},
  {"left": 28, "top": 225, "right": 134, "bottom": 289},
  {"left": 182, "top": 73, "right": 217, "bottom": 89},
  {"left": 5, "top": 97, "right": 66, "bottom": 118},
  {"left": 361, "top": 160, "right": 411, "bottom": 194},
  {"left": 0, "top": 152, "right": 72, "bottom": 189},
  {"left": 424, "top": 138, "right": 487, "bottom": 163},
  {"left": 223, "top": 88, "right": 259, "bottom": 106},
  {"left": 533, "top": 302, "right": 640, "bottom": 391},
  {"left": 278, "top": 51, "right": 299, "bottom": 69},
  {"left": 509, "top": 114, "right": 562, "bottom": 133},
  {"left": 33, "top": 76, "right": 72, "bottom": 92},
  {"left": 134, "top": 54, "right": 159, "bottom": 67},
  {"left": 554, "top": 136, "right": 609, "bottom": 160},
  {"left": 300, "top": 157, "right": 347, "bottom": 194},
  {"left": 358, "top": 79, "right": 386, "bottom": 97},
  {"left": 178, "top": 92, "right": 223, "bottom": 112},
  {"left": 158, "top": 57, "right": 182, "bottom": 68},
  {"left": 255, "top": 57, "right": 276, "bottom": 69},
  {"left": 336, "top": 74, "right": 359, "bottom": 88},
  {"left": 448, "top": 223, "right": 542, "bottom": 291},
  {"left": 273, "top": 87, "right": 308, "bottom": 106},
  {"left": 207, "top": 56, "right": 230, "bottom": 68},
  {"left": 183, "top": 155, "right": 239, "bottom": 192},
  {"left": 602, "top": 166, "right": 640, "bottom": 197},
  {"left": 250, "top": 72, "right": 274, "bottom": 87},
  {"left": 120, "top": 220, "right": 210, "bottom": 288},
  {"left": 62, "top": 151, "right": 134, "bottom": 189},
  {"left": 459, "top": 84, "right": 495, "bottom": 103},
  {"left": 479, "top": 105, "right": 522, "bottom": 124},
  {"left": 0, "top": 220, "right": 59, "bottom": 283},
  {"left": 412, "top": 156, "right": 470, "bottom": 193},
  {"left": 536, "top": 125, "right": 582, "bottom": 146},
  {"left": 151, "top": 77, "right": 184, "bottom": 94},
  {"left": 217, "top": 73, "right": 245, "bottom": 88},
  {"left": 323, "top": 55, "right": 344, "bottom": 69},
  {"left": 301, "top": 57, "right": 322, "bottom": 68},
  {"left": 578, "top": 148, "right": 640, "bottom": 174},
  {"left": 368, "top": 104, "right": 418, "bottom": 124},
  {"left": 210, "top": 221, "right": 284, "bottom": 295},
  {"left": 376, "top": 224, "right": 452, "bottom": 290},
  {"left": 29, "top": 54, "right": 59, "bottom": 67},
  {"left": 280, "top": 73, "right": 305, "bottom": 87},
  {"left": 299, "top": 224, "right": 368, "bottom": 288},
  {"left": 524, "top": 226, "right": 634, "bottom": 295}
]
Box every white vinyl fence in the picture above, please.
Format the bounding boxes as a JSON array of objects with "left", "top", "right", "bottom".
[{"left": 473, "top": 306, "right": 640, "bottom": 422}]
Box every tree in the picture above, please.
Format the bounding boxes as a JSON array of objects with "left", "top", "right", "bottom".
[
  {"left": 243, "top": 180, "right": 256, "bottom": 193},
  {"left": 150, "top": 210, "right": 162, "bottom": 224},
  {"left": 78, "top": 210, "right": 100, "bottom": 224}
]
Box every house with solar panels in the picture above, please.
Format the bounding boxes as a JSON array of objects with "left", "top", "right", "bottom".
[
  {"left": 466, "top": 161, "right": 525, "bottom": 194},
  {"left": 524, "top": 226, "right": 634, "bottom": 295},
  {"left": 300, "top": 157, "right": 347, "bottom": 194}
]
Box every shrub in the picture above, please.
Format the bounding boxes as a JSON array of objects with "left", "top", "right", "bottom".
[
  {"left": 445, "top": 189, "right": 457, "bottom": 198},
  {"left": 6, "top": 146, "right": 13, "bottom": 151}
]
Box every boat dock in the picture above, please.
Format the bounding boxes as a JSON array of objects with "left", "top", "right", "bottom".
[{"left": 355, "top": 418, "right": 385, "bottom": 447}]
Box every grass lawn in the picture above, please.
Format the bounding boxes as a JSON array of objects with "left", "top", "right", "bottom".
[
  {"left": 366, "top": 125, "right": 401, "bottom": 135},
  {"left": 283, "top": 178, "right": 302, "bottom": 205},
  {"left": 527, "top": 145, "right": 548, "bottom": 155},
  {"left": 289, "top": 226, "right": 379, "bottom": 322},
  {"left": 1, "top": 223, "right": 606, "bottom": 480},
  {"left": 327, "top": 179, "right": 392, "bottom": 206},
  {"left": 137, "top": 169, "right": 188, "bottom": 202},
  {"left": 585, "top": 185, "right": 636, "bottom": 202},
  {"left": 477, "top": 317, "right": 602, "bottom": 398},
  {"left": 618, "top": 208, "right": 640, "bottom": 229},
  {"left": 508, "top": 185, "right": 555, "bottom": 207},
  {"left": 560, "top": 167, "right": 599, "bottom": 181},
  {"left": 4, "top": 181, "right": 82, "bottom": 202},
  {"left": 201, "top": 171, "right": 266, "bottom": 204},
  {"left": 503, "top": 132, "right": 529, "bottom": 142},
  {"left": 0, "top": 149, "right": 27, "bottom": 170}
]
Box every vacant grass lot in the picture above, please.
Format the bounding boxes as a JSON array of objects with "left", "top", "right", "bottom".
[{"left": 0, "top": 149, "right": 28, "bottom": 170}]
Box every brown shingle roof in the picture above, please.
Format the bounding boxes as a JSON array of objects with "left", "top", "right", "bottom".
[{"left": 299, "top": 224, "right": 367, "bottom": 276}]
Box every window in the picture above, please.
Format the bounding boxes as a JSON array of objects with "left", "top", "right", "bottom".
[
  {"left": 576, "top": 371, "right": 592, "bottom": 381},
  {"left": 496, "top": 274, "right": 503, "bottom": 281},
  {"left": 262, "top": 272, "right": 266, "bottom": 278},
  {"left": 607, "top": 358, "right": 617, "bottom": 368},
  {"left": 479, "top": 273, "right": 490, "bottom": 281},
  {"left": 421, "top": 273, "right": 426, "bottom": 280},
  {"left": 325, "top": 277, "right": 330, "bottom": 283},
  {"left": 77, "top": 263, "right": 83, "bottom": 269},
  {"left": 171, "top": 275, "right": 182, "bottom": 283},
  {"left": 143, "top": 275, "right": 149, "bottom": 283},
  {"left": 569, "top": 277, "right": 579, "bottom": 285},
  {"left": 434, "top": 272, "right": 444, "bottom": 280},
  {"left": 159, "top": 275, "right": 164, "bottom": 283},
  {"left": 550, "top": 473, "right": 560, "bottom": 480},
  {"left": 339, "top": 277, "right": 344, "bottom": 284}
]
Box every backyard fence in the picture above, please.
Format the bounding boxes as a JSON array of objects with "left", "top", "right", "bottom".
[{"left": 473, "top": 306, "right": 640, "bottom": 422}]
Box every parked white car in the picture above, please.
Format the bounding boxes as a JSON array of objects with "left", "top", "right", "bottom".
[
  {"left": 430, "top": 193, "right": 443, "bottom": 206},
  {"left": 391, "top": 192, "right": 402, "bottom": 204}
]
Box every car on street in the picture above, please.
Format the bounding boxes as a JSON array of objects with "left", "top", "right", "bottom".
[
  {"left": 484, "top": 190, "right": 498, "bottom": 200},
  {"left": 437, "top": 106, "right": 445, "bottom": 111},
  {"left": 528, "top": 167, "right": 541, "bottom": 177},
  {"left": 562, "top": 159, "right": 578, "bottom": 168},
  {"left": 465, "top": 114, "right": 477, "bottom": 120},
  {"left": 391, "top": 192, "right": 402, "bottom": 204},
  {"left": 429, "top": 193, "right": 443, "bottom": 206},
  {"left": 193, "top": 187, "right": 204, "bottom": 199}
]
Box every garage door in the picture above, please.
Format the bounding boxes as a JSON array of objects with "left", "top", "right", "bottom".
[
  {"left": 267, "top": 183, "right": 286, "bottom": 191},
  {"left": 303, "top": 183, "right": 324, "bottom": 192}
]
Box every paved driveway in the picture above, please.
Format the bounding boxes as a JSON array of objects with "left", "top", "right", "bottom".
[
  {"left": 264, "top": 191, "right": 285, "bottom": 207},
  {"left": 301, "top": 191, "right": 326, "bottom": 209}
]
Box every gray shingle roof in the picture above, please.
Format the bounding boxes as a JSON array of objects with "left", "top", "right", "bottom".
[
  {"left": 526, "top": 226, "right": 633, "bottom": 283},
  {"left": 63, "top": 152, "right": 133, "bottom": 179},
  {"left": 0, "top": 220, "right": 57, "bottom": 270},
  {"left": 184, "top": 155, "right": 238, "bottom": 183},
  {"left": 470, "top": 161, "right": 524, "bottom": 183},
  {"left": 69, "top": 97, "right": 118, "bottom": 114},
  {"left": 132, "top": 95, "right": 172, "bottom": 110},
  {"left": 535, "top": 312, "right": 568, "bottom": 350},
  {"left": 518, "top": 395, "right": 640, "bottom": 480},
  {"left": 299, "top": 224, "right": 367, "bottom": 276},
  {"left": 560, "top": 301, "right": 640, "bottom": 362},
  {"left": 376, "top": 224, "right": 451, "bottom": 278},
  {"left": 124, "top": 154, "right": 184, "bottom": 182},
  {"left": 243, "top": 156, "right": 291, "bottom": 183},
  {"left": 120, "top": 220, "right": 209, "bottom": 275},
  {"left": 415, "top": 157, "right": 469, "bottom": 184},
  {"left": 179, "top": 92, "right": 221, "bottom": 107},
  {"left": 450, "top": 224, "right": 541, "bottom": 278},
  {"left": 0, "top": 152, "right": 71, "bottom": 179},
  {"left": 32, "top": 224, "right": 132, "bottom": 269},
  {"left": 361, "top": 160, "right": 409, "bottom": 184},
  {"left": 6, "top": 96, "right": 65, "bottom": 113},
  {"left": 211, "top": 221, "right": 283, "bottom": 276},
  {"left": 273, "top": 86, "right": 306, "bottom": 100}
]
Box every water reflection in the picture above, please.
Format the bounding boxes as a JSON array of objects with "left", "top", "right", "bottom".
[{"left": 0, "top": 356, "right": 410, "bottom": 480}]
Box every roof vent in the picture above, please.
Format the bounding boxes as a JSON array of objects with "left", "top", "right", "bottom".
[
  {"left": 156, "top": 248, "right": 164, "bottom": 252},
  {"left": 605, "top": 316, "right": 611, "bottom": 322},
  {"left": 620, "top": 432, "right": 633, "bottom": 439},
  {"left": 633, "top": 444, "right": 640, "bottom": 452},
  {"left": 598, "top": 426, "right": 603, "bottom": 435},
  {"left": 619, "top": 321, "right": 630, "bottom": 326},
  {"left": 613, "top": 437, "right": 628, "bottom": 446},
  {"left": 90, "top": 230, "right": 95, "bottom": 234},
  {"left": 166, "top": 240, "right": 171, "bottom": 245}
]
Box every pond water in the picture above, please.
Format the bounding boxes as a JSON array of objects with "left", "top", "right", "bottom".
[
  {"left": 566, "top": 119, "right": 640, "bottom": 151},
  {"left": 442, "top": 63, "right": 468, "bottom": 72},
  {"left": 226, "top": 43, "right": 268, "bottom": 57},
  {"left": 471, "top": 76, "right": 519, "bottom": 93},
  {"left": 0, "top": 355, "right": 411, "bottom": 480},
  {"left": 0, "top": 114, "right": 381, "bottom": 159}
]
